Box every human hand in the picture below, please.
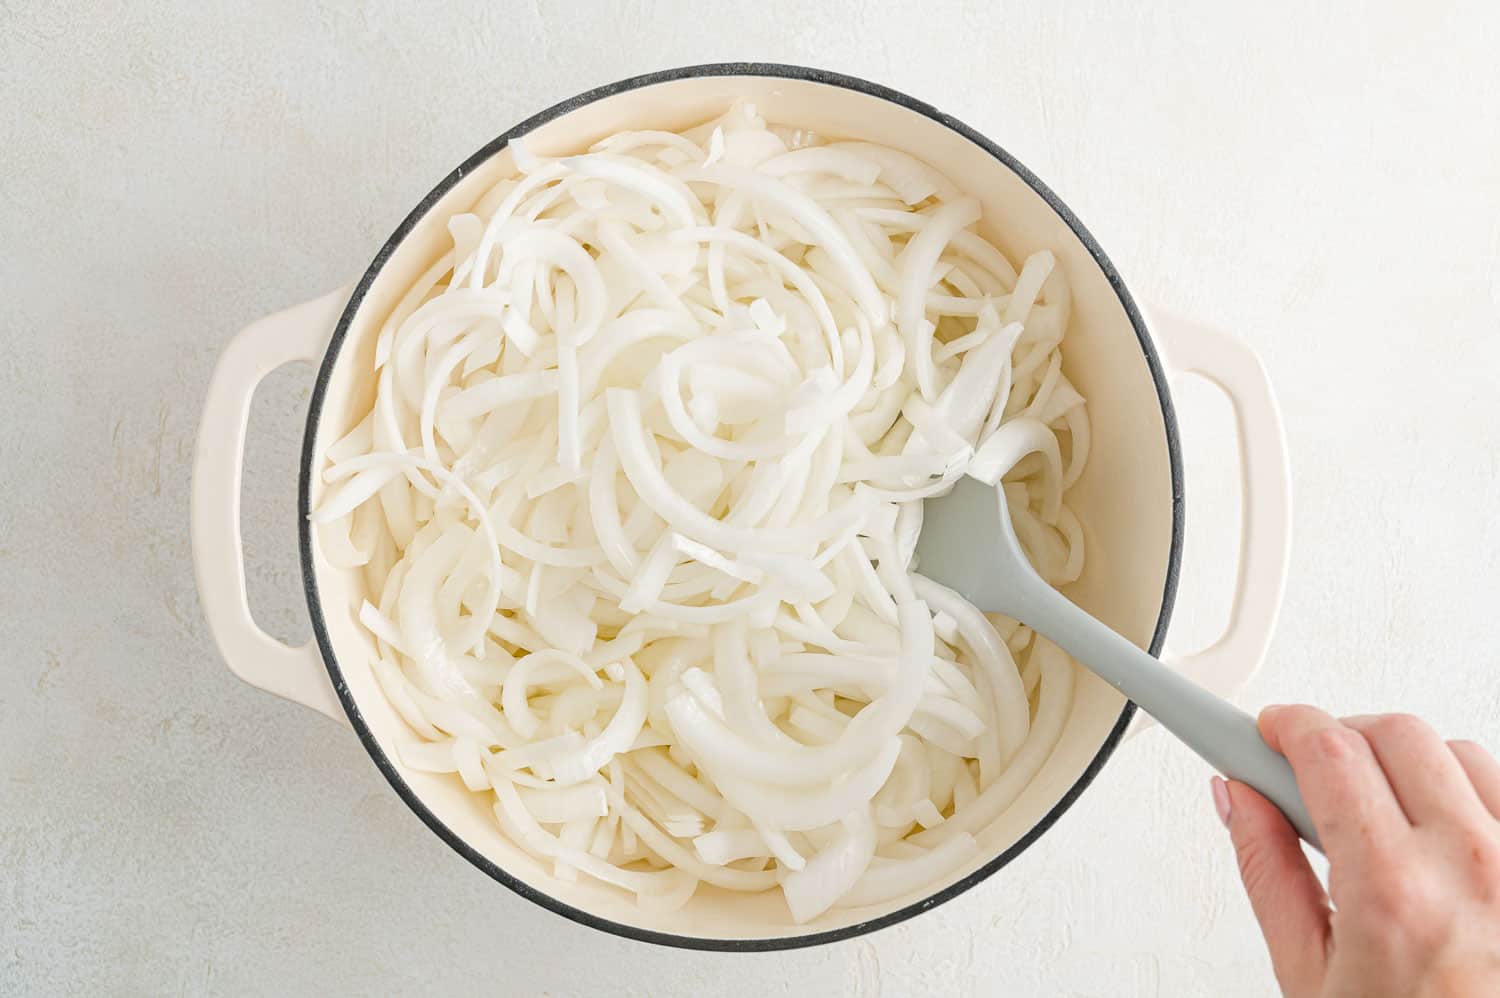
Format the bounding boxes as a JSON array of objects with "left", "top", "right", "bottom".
[{"left": 1213, "top": 706, "right": 1500, "bottom": 998}]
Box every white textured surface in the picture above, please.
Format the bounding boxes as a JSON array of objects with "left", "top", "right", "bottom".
[{"left": 3, "top": 1, "right": 1499, "bottom": 994}]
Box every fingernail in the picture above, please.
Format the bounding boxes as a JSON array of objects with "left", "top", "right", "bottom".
[{"left": 1210, "top": 776, "right": 1232, "bottom": 828}]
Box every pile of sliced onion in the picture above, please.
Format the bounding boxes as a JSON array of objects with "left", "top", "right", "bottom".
[{"left": 313, "top": 103, "right": 1089, "bottom": 923}]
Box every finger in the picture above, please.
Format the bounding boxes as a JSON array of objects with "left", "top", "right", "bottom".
[
  {"left": 1449, "top": 740, "right": 1500, "bottom": 819},
  {"left": 1343, "top": 714, "right": 1491, "bottom": 826},
  {"left": 1258, "top": 705, "right": 1408, "bottom": 855},
  {"left": 1219, "top": 777, "right": 1330, "bottom": 997}
]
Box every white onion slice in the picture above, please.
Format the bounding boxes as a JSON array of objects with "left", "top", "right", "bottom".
[
  {"left": 781, "top": 807, "right": 878, "bottom": 923},
  {"left": 835, "top": 833, "right": 978, "bottom": 908}
]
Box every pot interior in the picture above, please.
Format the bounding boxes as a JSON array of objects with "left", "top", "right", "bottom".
[{"left": 305, "top": 68, "right": 1179, "bottom": 946}]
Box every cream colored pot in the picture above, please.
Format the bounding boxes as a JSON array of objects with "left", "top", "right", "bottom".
[{"left": 192, "top": 64, "right": 1290, "bottom": 949}]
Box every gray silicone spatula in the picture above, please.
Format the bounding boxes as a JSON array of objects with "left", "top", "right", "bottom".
[{"left": 917, "top": 474, "right": 1320, "bottom": 851}]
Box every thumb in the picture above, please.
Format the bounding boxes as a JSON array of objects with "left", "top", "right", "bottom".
[{"left": 1216, "top": 777, "right": 1331, "bottom": 998}]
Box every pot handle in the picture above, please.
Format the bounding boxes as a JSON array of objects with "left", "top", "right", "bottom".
[
  {"left": 1127, "top": 307, "right": 1292, "bottom": 738},
  {"left": 191, "top": 287, "right": 353, "bottom": 726}
]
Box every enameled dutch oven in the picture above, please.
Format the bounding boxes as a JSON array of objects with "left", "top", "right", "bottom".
[{"left": 192, "top": 63, "right": 1290, "bottom": 950}]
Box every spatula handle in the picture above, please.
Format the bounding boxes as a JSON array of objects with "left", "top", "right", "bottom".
[{"left": 1013, "top": 583, "right": 1321, "bottom": 852}]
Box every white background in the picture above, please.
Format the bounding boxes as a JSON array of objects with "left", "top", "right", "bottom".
[{"left": 3, "top": 1, "right": 1498, "bottom": 995}]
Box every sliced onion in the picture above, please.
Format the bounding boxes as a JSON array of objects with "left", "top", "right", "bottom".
[
  {"left": 835, "top": 833, "right": 978, "bottom": 908},
  {"left": 781, "top": 807, "right": 877, "bottom": 923},
  {"left": 547, "top": 657, "right": 648, "bottom": 786},
  {"left": 897, "top": 198, "right": 982, "bottom": 400},
  {"left": 318, "top": 107, "right": 1090, "bottom": 921},
  {"left": 517, "top": 781, "right": 610, "bottom": 824}
]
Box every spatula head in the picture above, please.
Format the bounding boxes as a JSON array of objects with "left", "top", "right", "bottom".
[{"left": 914, "top": 475, "right": 1030, "bottom": 615}]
